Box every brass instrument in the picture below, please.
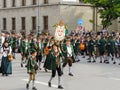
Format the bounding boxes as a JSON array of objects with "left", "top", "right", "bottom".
[{"left": 8, "top": 54, "right": 14, "bottom": 61}]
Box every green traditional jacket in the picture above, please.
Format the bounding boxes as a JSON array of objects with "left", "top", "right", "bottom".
[
  {"left": 74, "top": 39, "right": 80, "bottom": 53},
  {"left": 106, "top": 39, "right": 115, "bottom": 53},
  {"left": 50, "top": 50, "right": 63, "bottom": 70},
  {"left": 44, "top": 50, "right": 62, "bottom": 70},
  {"left": 29, "top": 40, "right": 38, "bottom": 51},
  {"left": 88, "top": 39, "right": 95, "bottom": 52},
  {"left": 36, "top": 42, "right": 43, "bottom": 56},
  {"left": 20, "top": 40, "right": 30, "bottom": 54},
  {"left": 61, "top": 44, "right": 74, "bottom": 58},
  {"left": 9, "top": 37, "right": 17, "bottom": 49},
  {"left": 27, "top": 56, "right": 36, "bottom": 74},
  {"left": 99, "top": 38, "right": 106, "bottom": 52}
]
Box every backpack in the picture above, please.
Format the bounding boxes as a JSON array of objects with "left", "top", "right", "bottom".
[{"left": 80, "top": 43, "right": 85, "bottom": 50}]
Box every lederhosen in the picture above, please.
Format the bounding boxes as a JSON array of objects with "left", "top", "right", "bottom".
[{"left": 62, "top": 45, "right": 74, "bottom": 67}]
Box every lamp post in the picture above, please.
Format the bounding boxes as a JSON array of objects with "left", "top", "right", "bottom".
[{"left": 38, "top": 0, "right": 40, "bottom": 34}]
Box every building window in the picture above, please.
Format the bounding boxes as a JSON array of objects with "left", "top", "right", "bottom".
[
  {"left": 12, "top": 18, "right": 16, "bottom": 30},
  {"left": 22, "top": 0, "right": 26, "bottom": 6},
  {"left": 3, "top": 0, "right": 6, "bottom": 8},
  {"left": 3, "top": 18, "right": 7, "bottom": 30},
  {"left": 12, "top": 0, "right": 16, "bottom": 7},
  {"left": 21, "top": 17, "right": 26, "bottom": 30},
  {"left": 32, "top": 17, "right": 36, "bottom": 30},
  {"left": 43, "top": 16, "right": 48, "bottom": 30},
  {"left": 44, "top": 0, "right": 48, "bottom": 4},
  {"left": 32, "top": 0, "right": 37, "bottom": 5}
]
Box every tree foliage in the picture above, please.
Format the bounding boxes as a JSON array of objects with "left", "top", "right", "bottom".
[{"left": 84, "top": 0, "right": 120, "bottom": 28}]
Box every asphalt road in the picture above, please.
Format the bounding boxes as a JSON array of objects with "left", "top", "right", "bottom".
[{"left": 0, "top": 54, "right": 120, "bottom": 90}]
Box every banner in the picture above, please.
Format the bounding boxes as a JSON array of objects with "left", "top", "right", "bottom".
[{"left": 54, "top": 21, "right": 66, "bottom": 41}]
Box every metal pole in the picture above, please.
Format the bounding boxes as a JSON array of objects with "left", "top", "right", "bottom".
[
  {"left": 38, "top": 0, "right": 40, "bottom": 34},
  {"left": 93, "top": 6, "right": 95, "bottom": 32},
  {"left": 96, "top": 8, "right": 98, "bottom": 32}
]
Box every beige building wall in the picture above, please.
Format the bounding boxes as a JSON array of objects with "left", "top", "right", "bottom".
[
  {"left": 0, "top": 0, "right": 118, "bottom": 35},
  {"left": 0, "top": 7, "right": 37, "bottom": 33},
  {"left": 40, "top": 5, "right": 60, "bottom": 35},
  {"left": 60, "top": 5, "right": 93, "bottom": 32},
  {"left": 108, "top": 20, "right": 118, "bottom": 32},
  {"left": 118, "top": 17, "right": 120, "bottom": 31}
]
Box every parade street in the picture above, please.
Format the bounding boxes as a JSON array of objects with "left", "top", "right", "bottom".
[{"left": 1, "top": 54, "right": 120, "bottom": 90}]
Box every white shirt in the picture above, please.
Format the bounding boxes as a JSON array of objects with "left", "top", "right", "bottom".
[
  {"left": 1, "top": 46, "right": 12, "bottom": 57},
  {"left": 18, "top": 38, "right": 21, "bottom": 46},
  {"left": 67, "top": 45, "right": 72, "bottom": 57},
  {"left": 39, "top": 42, "right": 42, "bottom": 49}
]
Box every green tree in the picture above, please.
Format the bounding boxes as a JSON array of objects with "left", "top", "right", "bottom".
[{"left": 84, "top": 0, "right": 120, "bottom": 28}]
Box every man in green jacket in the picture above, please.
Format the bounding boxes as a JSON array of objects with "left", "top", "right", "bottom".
[
  {"left": 87, "top": 36, "right": 95, "bottom": 63},
  {"left": 20, "top": 37, "right": 30, "bottom": 67},
  {"left": 98, "top": 36, "right": 106, "bottom": 63},
  {"left": 61, "top": 38, "right": 74, "bottom": 76},
  {"left": 48, "top": 44, "right": 63, "bottom": 89},
  {"left": 105, "top": 36, "right": 116, "bottom": 64}
]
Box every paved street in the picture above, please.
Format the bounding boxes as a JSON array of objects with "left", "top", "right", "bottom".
[{"left": 1, "top": 54, "right": 120, "bottom": 90}]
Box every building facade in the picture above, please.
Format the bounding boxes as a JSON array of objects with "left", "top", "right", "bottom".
[{"left": 0, "top": 0, "right": 119, "bottom": 35}]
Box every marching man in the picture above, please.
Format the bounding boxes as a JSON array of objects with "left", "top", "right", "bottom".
[
  {"left": 26, "top": 49, "right": 38, "bottom": 90},
  {"left": 48, "top": 44, "right": 64, "bottom": 89},
  {"left": 54, "top": 21, "right": 74, "bottom": 76},
  {"left": 20, "top": 36, "right": 30, "bottom": 67},
  {"left": 61, "top": 38, "right": 74, "bottom": 76}
]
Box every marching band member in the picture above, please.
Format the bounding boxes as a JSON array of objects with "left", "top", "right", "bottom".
[
  {"left": 17, "top": 34, "right": 23, "bottom": 53},
  {"left": 26, "top": 49, "right": 38, "bottom": 90},
  {"left": 5, "top": 32, "right": 11, "bottom": 43},
  {"left": 80, "top": 36, "right": 86, "bottom": 58},
  {"left": 98, "top": 36, "right": 106, "bottom": 63},
  {"left": 48, "top": 44, "right": 63, "bottom": 89},
  {"left": 36, "top": 37, "right": 43, "bottom": 69},
  {"left": 105, "top": 36, "right": 116, "bottom": 64},
  {"left": 87, "top": 36, "right": 96, "bottom": 63},
  {"left": 20, "top": 36, "right": 30, "bottom": 67},
  {"left": 43, "top": 38, "right": 55, "bottom": 72},
  {"left": 9, "top": 32, "right": 17, "bottom": 59},
  {"left": 73, "top": 34, "right": 80, "bottom": 62},
  {"left": 61, "top": 38, "right": 74, "bottom": 76}
]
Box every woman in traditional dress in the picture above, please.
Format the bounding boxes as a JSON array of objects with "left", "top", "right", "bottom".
[
  {"left": 1, "top": 41, "right": 12, "bottom": 76},
  {"left": 43, "top": 38, "right": 55, "bottom": 72}
]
